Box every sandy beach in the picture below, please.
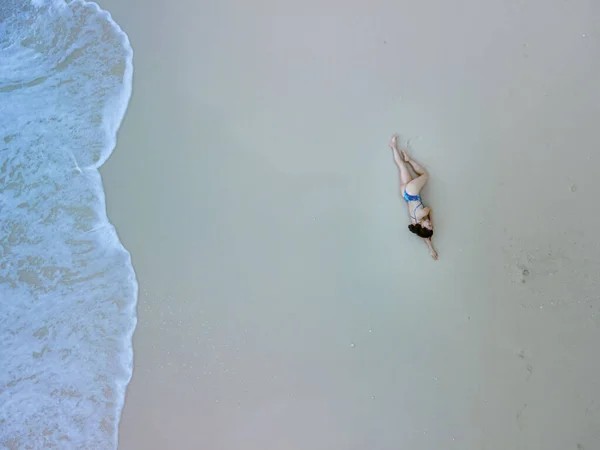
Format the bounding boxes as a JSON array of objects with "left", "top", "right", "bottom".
[{"left": 96, "top": 0, "right": 600, "bottom": 448}]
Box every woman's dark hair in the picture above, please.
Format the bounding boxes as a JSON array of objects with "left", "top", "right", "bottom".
[{"left": 408, "top": 223, "right": 433, "bottom": 238}]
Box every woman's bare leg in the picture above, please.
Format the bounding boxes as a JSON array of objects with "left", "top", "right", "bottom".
[
  {"left": 402, "top": 150, "right": 428, "bottom": 175},
  {"left": 389, "top": 135, "right": 412, "bottom": 186},
  {"left": 403, "top": 150, "right": 429, "bottom": 195}
]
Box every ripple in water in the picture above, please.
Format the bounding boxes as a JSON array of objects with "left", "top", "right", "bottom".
[{"left": 0, "top": 1, "right": 137, "bottom": 448}]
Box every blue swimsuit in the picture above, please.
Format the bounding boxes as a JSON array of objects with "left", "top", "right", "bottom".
[{"left": 403, "top": 190, "right": 424, "bottom": 222}]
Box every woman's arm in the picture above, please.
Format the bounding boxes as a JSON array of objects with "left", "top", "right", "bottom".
[{"left": 424, "top": 238, "right": 438, "bottom": 260}]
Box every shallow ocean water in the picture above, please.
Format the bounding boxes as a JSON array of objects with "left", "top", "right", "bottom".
[{"left": 0, "top": 1, "right": 136, "bottom": 447}]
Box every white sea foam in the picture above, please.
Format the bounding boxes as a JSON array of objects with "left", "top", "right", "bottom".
[{"left": 0, "top": 1, "right": 137, "bottom": 448}]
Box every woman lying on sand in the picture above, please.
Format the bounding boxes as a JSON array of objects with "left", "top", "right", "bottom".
[{"left": 389, "top": 135, "right": 438, "bottom": 260}]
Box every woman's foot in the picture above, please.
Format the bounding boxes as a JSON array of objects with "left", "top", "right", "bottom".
[{"left": 390, "top": 135, "right": 411, "bottom": 161}]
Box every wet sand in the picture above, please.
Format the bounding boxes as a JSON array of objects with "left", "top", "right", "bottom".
[{"left": 98, "top": 0, "right": 600, "bottom": 448}]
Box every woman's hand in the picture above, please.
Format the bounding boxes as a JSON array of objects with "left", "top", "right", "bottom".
[{"left": 425, "top": 238, "right": 438, "bottom": 260}]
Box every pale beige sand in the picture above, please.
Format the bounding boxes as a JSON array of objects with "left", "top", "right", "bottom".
[{"left": 98, "top": 0, "right": 600, "bottom": 448}]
